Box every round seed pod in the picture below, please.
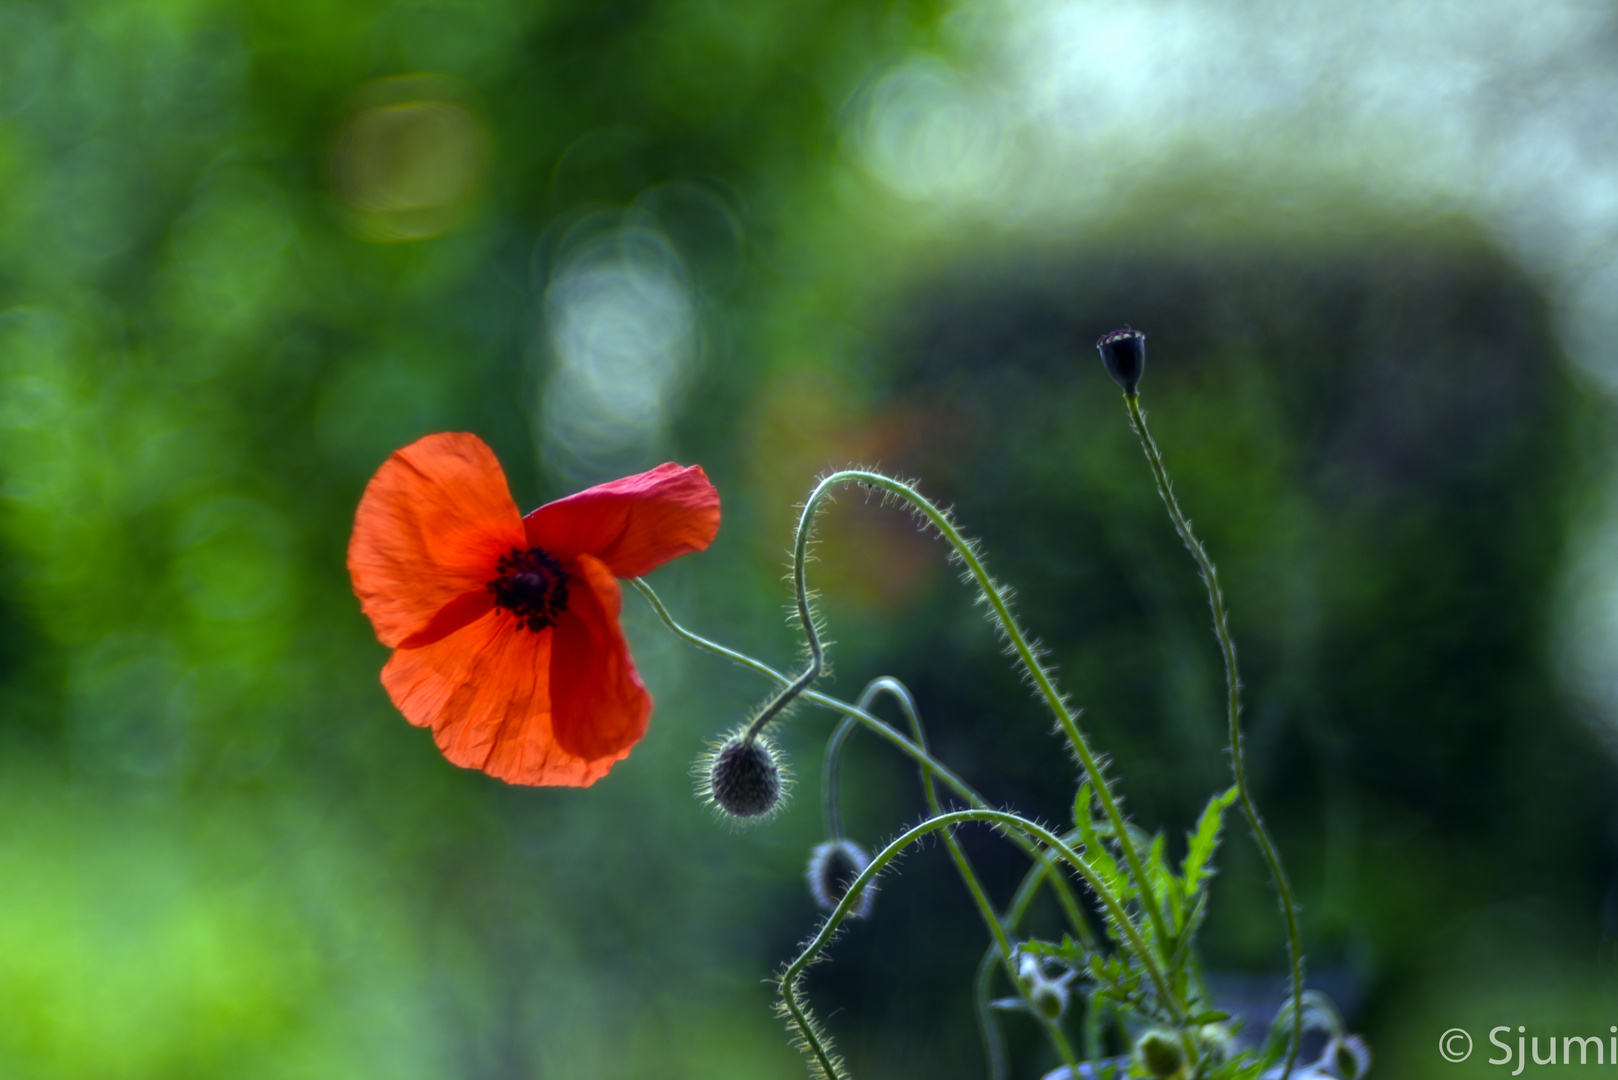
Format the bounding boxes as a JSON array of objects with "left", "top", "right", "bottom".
[{"left": 1096, "top": 327, "right": 1147, "bottom": 393}]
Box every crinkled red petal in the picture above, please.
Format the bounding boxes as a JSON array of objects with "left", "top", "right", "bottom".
[
  {"left": 522, "top": 462, "right": 719, "bottom": 579},
  {"left": 349, "top": 432, "right": 525, "bottom": 648},
  {"left": 381, "top": 604, "right": 626, "bottom": 788},
  {"left": 549, "top": 553, "right": 651, "bottom": 763}
]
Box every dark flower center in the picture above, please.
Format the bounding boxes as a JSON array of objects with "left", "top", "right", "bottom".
[{"left": 488, "top": 546, "right": 570, "bottom": 632}]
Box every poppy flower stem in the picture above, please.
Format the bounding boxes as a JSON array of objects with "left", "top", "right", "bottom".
[
  {"left": 629, "top": 577, "right": 1097, "bottom": 947},
  {"left": 773, "top": 470, "right": 1178, "bottom": 1001},
  {"left": 739, "top": 470, "right": 853, "bottom": 746},
  {"left": 1122, "top": 391, "right": 1305, "bottom": 1080}
]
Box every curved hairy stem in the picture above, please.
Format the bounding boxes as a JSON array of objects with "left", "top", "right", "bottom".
[
  {"left": 781, "top": 809, "right": 1174, "bottom": 1080},
  {"left": 822, "top": 714, "right": 857, "bottom": 840},
  {"left": 631, "top": 577, "right": 1096, "bottom": 944},
  {"left": 740, "top": 476, "right": 834, "bottom": 744},
  {"left": 784, "top": 470, "right": 1174, "bottom": 984},
  {"left": 987, "top": 834, "right": 1117, "bottom": 1066},
  {"left": 1123, "top": 392, "right": 1304, "bottom": 1079},
  {"left": 856, "top": 678, "right": 1079, "bottom": 1075}
]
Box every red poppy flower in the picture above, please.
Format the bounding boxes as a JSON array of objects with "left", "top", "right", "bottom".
[{"left": 347, "top": 432, "right": 720, "bottom": 787}]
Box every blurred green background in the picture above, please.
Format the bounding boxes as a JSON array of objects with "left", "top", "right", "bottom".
[{"left": 5, "top": 0, "right": 1618, "bottom": 1076}]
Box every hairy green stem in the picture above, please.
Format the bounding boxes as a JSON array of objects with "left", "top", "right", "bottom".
[
  {"left": 793, "top": 470, "right": 1174, "bottom": 988},
  {"left": 739, "top": 481, "right": 827, "bottom": 743},
  {"left": 1123, "top": 392, "right": 1304, "bottom": 1079},
  {"left": 630, "top": 577, "right": 1096, "bottom": 945},
  {"left": 821, "top": 714, "right": 857, "bottom": 841},
  {"left": 782, "top": 809, "right": 1172, "bottom": 1079},
  {"left": 974, "top": 842, "right": 1078, "bottom": 1079},
  {"left": 856, "top": 678, "right": 1079, "bottom": 1074},
  {"left": 988, "top": 836, "right": 1118, "bottom": 1066}
]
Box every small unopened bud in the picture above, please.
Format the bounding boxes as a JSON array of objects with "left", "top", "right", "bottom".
[
  {"left": 1013, "top": 947, "right": 1073, "bottom": 1022},
  {"left": 806, "top": 838, "right": 876, "bottom": 918},
  {"left": 1028, "top": 980, "right": 1068, "bottom": 1021},
  {"left": 707, "top": 733, "right": 784, "bottom": 818},
  {"left": 1136, "top": 1030, "right": 1185, "bottom": 1078},
  {"left": 1096, "top": 327, "right": 1146, "bottom": 394}
]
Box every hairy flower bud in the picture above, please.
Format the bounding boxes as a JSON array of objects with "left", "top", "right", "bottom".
[
  {"left": 707, "top": 733, "right": 785, "bottom": 819},
  {"left": 1136, "top": 1030, "right": 1185, "bottom": 1078},
  {"left": 1096, "top": 327, "right": 1146, "bottom": 394},
  {"left": 806, "top": 838, "right": 876, "bottom": 918}
]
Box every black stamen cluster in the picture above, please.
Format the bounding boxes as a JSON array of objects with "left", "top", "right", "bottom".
[{"left": 488, "top": 546, "right": 570, "bottom": 632}]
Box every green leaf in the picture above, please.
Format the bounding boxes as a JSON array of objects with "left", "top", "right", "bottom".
[
  {"left": 1149, "top": 831, "right": 1182, "bottom": 930},
  {"left": 1023, "top": 935, "right": 1085, "bottom": 967},
  {"left": 1203, "top": 1056, "right": 1272, "bottom": 1080},
  {"left": 1189, "top": 1010, "right": 1231, "bottom": 1025},
  {"left": 1182, "top": 785, "right": 1239, "bottom": 897},
  {"left": 1074, "top": 782, "right": 1127, "bottom": 899}
]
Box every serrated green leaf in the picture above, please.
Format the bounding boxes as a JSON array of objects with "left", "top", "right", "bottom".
[
  {"left": 1023, "top": 936, "right": 1086, "bottom": 967},
  {"left": 1074, "top": 782, "right": 1127, "bottom": 900},
  {"left": 1182, "top": 785, "right": 1239, "bottom": 897},
  {"left": 1189, "top": 1010, "right": 1231, "bottom": 1025},
  {"left": 1166, "top": 890, "right": 1210, "bottom": 981},
  {"left": 1149, "top": 830, "right": 1183, "bottom": 931},
  {"left": 1204, "top": 1056, "right": 1271, "bottom": 1080}
]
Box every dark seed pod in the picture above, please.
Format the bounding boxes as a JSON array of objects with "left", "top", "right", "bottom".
[
  {"left": 708, "top": 734, "right": 784, "bottom": 818},
  {"left": 806, "top": 838, "right": 876, "bottom": 918},
  {"left": 1136, "top": 1029, "right": 1185, "bottom": 1078},
  {"left": 1096, "top": 327, "right": 1146, "bottom": 393}
]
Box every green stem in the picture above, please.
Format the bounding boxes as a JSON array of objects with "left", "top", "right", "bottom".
[
  {"left": 791, "top": 470, "right": 1175, "bottom": 996},
  {"left": 630, "top": 577, "right": 1096, "bottom": 946},
  {"left": 973, "top": 844, "right": 1083, "bottom": 1079},
  {"left": 989, "top": 837, "right": 1115, "bottom": 1065},
  {"left": 1123, "top": 392, "right": 1305, "bottom": 1080},
  {"left": 972, "top": 946, "right": 1008, "bottom": 1080},
  {"left": 782, "top": 809, "right": 1173, "bottom": 1080},
  {"left": 857, "top": 678, "right": 1079, "bottom": 1075},
  {"left": 741, "top": 475, "right": 837, "bottom": 744},
  {"left": 821, "top": 714, "right": 856, "bottom": 840}
]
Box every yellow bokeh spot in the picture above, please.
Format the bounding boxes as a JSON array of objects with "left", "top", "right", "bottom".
[{"left": 330, "top": 75, "right": 487, "bottom": 242}]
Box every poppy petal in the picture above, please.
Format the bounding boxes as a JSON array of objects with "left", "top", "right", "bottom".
[
  {"left": 549, "top": 553, "right": 651, "bottom": 762},
  {"left": 523, "top": 462, "right": 720, "bottom": 579},
  {"left": 382, "top": 606, "right": 621, "bottom": 787},
  {"left": 349, "top": 432, "right": 526, "bottom": 648}
]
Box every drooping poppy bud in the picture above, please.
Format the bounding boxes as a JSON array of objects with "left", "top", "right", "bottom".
[
  {"left": 1096, "top": 327, "right": 1146, "bottom": 394},
  {"left": 806, "top": 838, "right": 876, "bottom": 918},
  {"left": 707, "top": 732, "right": 785, "bottom": 818}
]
